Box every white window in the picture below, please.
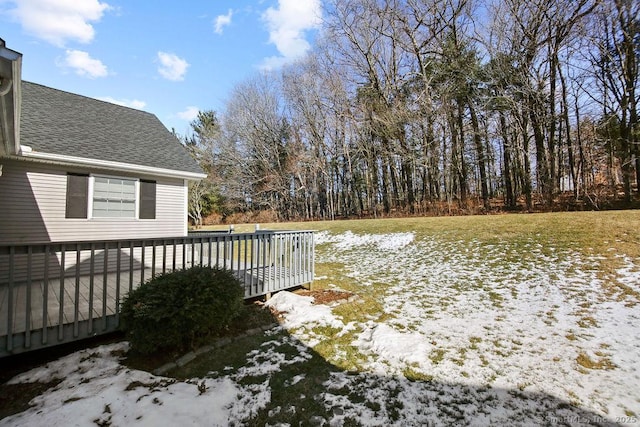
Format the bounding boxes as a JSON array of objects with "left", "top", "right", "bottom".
[{"left": 92, "top": 176, "right": 137, "bottom": 218}]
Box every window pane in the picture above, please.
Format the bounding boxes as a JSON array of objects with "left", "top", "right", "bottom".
[
  {"left": 93, "top": 200, "right": 109, "bottom": 211},
  {"left": 121, "top": 201, "right": 135, "bottom": 212},
  {"left": 92, "top": 176, "right": 137, "bottom": 218},
  {"left": 93, "top": 190, "right": 110, "bottom": 199}
]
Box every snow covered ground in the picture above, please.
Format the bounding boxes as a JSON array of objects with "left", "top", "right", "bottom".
[{"left": 2, "top": 229, "right": 639, "bottom": 426}]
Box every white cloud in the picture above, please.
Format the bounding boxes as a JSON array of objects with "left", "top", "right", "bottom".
[
  {"left": 157, "top": 52, "right": 189, "bottom": 81},
  {"left": 214, "top": 9, "right": 233, "bottom": 34},
  {"left": 261, "top": 0, "right": 321, "bottom": 69},
  {"left": 176, "top": 106, "right": 200, "bottom": 121},
  {"left": 98, "top": 96, "right": 146, "bottom": 110},
  {"left": 8, "top": 0, "right": 110, "bottom": 47},
  {"left": 259, "top": 55, "right": 289, "bottom": 71},
  {"left": 60, "top": 49, "right": 108, "bottom": 78}
]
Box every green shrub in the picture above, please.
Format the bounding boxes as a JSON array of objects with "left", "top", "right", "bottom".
[{"left": 120, "top": 266, "right": 244, "bottom": 354}]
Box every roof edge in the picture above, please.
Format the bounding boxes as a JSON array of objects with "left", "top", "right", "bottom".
[{"left": 16, "top": 148, "right": 207, "bottom": 180}]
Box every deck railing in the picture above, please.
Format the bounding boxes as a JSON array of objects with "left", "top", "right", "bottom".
[{"left": 0, "top": 230, "right": 314, "bottom": 357}]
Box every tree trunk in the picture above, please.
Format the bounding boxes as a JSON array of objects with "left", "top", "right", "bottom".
[
  {"left": 469, "top": 102, "right": 490, "bottom": 210},
  {"left": 500, "top": 112, "right": 516, "bottom": 208}
]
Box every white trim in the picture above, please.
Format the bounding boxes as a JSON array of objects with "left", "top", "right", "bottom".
[
  {"left": 135, "top": 179, "right": 140, "bottom": 219},
  {"left": 183, "top": 179, "right": 188, "bottom": 235},
  {"left": 16, "top": 148, "right": 207, "bottom": 180},
  {"left": 87, "top": 175, "right": 94, "bottom": 218}
]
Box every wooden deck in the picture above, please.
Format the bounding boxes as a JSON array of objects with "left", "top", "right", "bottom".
[
  {"left": 0, "top": 269, "right": 143, "bottom": 337},
  {"left": 0, "top": 230, "right": 315, "bottom": 356},
  {"left": 0, "top": 263, "right": 306, "bottom": 337}
]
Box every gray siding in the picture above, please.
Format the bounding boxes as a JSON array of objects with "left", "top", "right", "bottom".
[{"left": 0, "top": 158, "right": 188, "bottom": 244}]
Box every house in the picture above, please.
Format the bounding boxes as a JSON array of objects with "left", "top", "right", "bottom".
[
  {"left": 0, "top": 39, "right": 206, "bottom": 244},
  {"left": 0, "top": 40, "right": 314, "bottom": 357}
]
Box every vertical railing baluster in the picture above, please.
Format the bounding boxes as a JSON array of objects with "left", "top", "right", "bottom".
[
  {"left": 308, "top": 233, "right": 313, "bottom": 282},
  {"left": 282, "top": 234, "right": 287, "bottom": 290},
  {"left": 261, "top": 234, "right": 267, "bottom": 295},
  {"left": 73, "top": 245, "right": 80, "bottom": 337},
  {"left": 152, "top": 240, "right": 157, "bottom": 278},
  {"left": 162, "top": 240, "right": 167, "bottom": 274},
  {"left": 289, "top": 234, "right": 294, "bottom": 288},
  {"left": 235, "top": 236, "right": 241, "bottom": 281},
  {"left": 302, "top": 232, "right": 306, "bottom": 282},
  {"left": 308, "top": 233, "right": 312, "bottom": 281},
  {"left": 172, "top": 240, "right": 177, "bottom": 271},
  {"left": 25, "top": 246, "right": 32, "bottom": 348},
  {"left": 140, "top": 240, "right": 146, "bottom": 284},
  {"left": 88, "top": 243, "right": 95, "bottom": 334},
  {"left": 279, "top": 234, "right": 284, "bottom": 290},
  {"left": 307, "top": 233, "right": 312, "bottom": 282},
  {"left": 115, "top": 242, "right": 122, "bottom": 322},
  {"left": 294, "top": 234, "right": 299, "bottom": 282},
  {"left": 276, "top": 234, "right": 282, "bottom": 291},
  {"left": 6, "top": 247, "right": 15, "bottom": 351},
  {"left": 102, "top": 244, "right": 108, "bottom": 330},
  {"left": 288, "top": 233, "right": 292, "bottom": 288},
  {"left": 295, "top": 234, "right": 298, "bottom": 284},
  {"left": 311, "top": 232, "right": 315, "bottom": 282},
  {"left": 253, "top": 235, "right": 257, "bottom": 293},
  {"left": 267, "top": 235, "right": 272, "bottom": 292},
  {"left": 273, "top": 234, "right": 279, "bottom": 293},
  {"left": 230, "top": 236, "right": 235, "bottom": 272},
  {"left": 223, "top": 236, "right": 228, "bottom": 269},
  {"left": 296, "top": 234, "right": 300, "bottom": 284},
  {"left": 216, "top": 237, "right": 221, "bottom": 267},
  {"left": 243, "top": 235, "right": 249, "bottom": 296},
  {"left": 282, "top": 234, "right": 288, "bottom": 289},
  {"left": 190, "top": 239, "right": 195, "bottom": 267},
  {"left": 296, "top": 233, "right": 300, "bottom": 285},
  {"left": 182, "top": 240, "right": 187, "bottom": 270},
  {"left": 58, "top": 246, "right": 65, "bottom": 341},
  {"left": 254, "top": 235, "right": 260, "bottom": 297},
  {"left": 42, "top": 245, "right": 49, "bottom": 344},
  {"left": 128, "top": 241, "right": 134, "bottom": 292}
]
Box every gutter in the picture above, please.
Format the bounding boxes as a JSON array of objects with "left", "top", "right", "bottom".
[
  {"left": 15, "top": 146, "right": 207, "bottom": 180},
  {"left": 0, "top": 39, "right": 22, "bottom": 157}
]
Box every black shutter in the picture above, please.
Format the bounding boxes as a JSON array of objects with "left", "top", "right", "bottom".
[
  {"left": 66, "top": 173, "right": 88, "bottom": 218},
  {"left": 139, "top": 179, "right": 156, "bottom": 219}
]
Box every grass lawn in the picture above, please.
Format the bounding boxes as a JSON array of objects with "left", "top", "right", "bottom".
[
  {"left": 182, "top": 211, "right": 640, "bottom": 424},
  {"left": 2, "top": 210, "right": 639, "bottom": 426}
]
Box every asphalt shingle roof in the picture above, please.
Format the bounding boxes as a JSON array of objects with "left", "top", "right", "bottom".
[{"left": 20, "top": 81, "right": 203, "bottom": 175}]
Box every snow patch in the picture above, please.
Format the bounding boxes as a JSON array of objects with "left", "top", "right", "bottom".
[
  {"left": 265, "top": 291, "right": 344, "bottom": 331},
  {"left": 315, "top": 230, "right": 414, "bottom": 251}
]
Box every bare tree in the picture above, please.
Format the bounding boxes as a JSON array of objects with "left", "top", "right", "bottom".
[{"left": 588, "top": 0, "right": 639, "bottom": 202}]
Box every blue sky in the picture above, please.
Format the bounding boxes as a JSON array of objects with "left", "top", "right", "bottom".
[{"left": 0, "top": 0, "right": 322, "bottom": 135}]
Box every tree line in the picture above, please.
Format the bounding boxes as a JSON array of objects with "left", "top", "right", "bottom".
[{"left": 184, "top": 0, "right": 639, "bottom": 225}]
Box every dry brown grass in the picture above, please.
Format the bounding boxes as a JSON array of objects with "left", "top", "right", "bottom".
[{"left": 576, "top": 352, "right": 616, "bottom": 371}]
